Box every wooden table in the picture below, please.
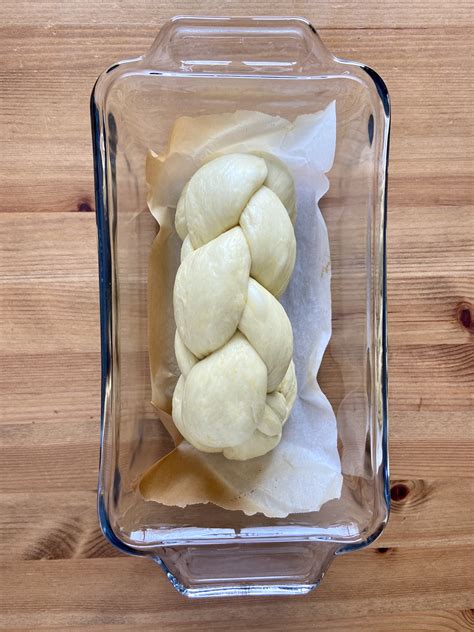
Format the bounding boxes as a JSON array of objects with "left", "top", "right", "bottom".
[{"left": 1, "top": 1, "right": 473, "bottom": 630}]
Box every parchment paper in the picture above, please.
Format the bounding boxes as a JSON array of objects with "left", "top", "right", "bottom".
[{"left": 140, "top": 102, "right": 342, "bottom": 517}]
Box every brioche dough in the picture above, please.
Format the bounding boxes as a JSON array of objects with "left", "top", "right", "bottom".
[
  {"left": 172, "top": 153, "right": 297, "bottom": 460},
  {"left": 173, "top": 227, "right": 250, "bottom": 358}
]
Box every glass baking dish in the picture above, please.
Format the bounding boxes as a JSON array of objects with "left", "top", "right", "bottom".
[{"left": 91, "top": 16, "right": 390, "bottom": 598}]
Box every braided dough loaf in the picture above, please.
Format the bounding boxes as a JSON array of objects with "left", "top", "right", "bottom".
[{"left": 172, "top": 153, "right": 297, "bottom": 460}]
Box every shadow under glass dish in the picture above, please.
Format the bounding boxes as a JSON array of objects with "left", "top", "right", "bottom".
[{"left": 91, "top": 15, "right": 390, "bottom": 597}]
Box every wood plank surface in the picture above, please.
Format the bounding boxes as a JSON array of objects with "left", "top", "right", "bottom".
[
  {"left": 0, "top": 550, "right": 472, "bottom": 629},
  {"left": 19, "top": 610, "right": 474, "bottom": 632},
  {"left": 0, "top": 0, "right": 473, "bottom": 630}
]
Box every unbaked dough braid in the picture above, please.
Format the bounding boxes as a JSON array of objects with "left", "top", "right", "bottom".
[{"left": 172, "top": 153, "right": 297, "bottom": 460}]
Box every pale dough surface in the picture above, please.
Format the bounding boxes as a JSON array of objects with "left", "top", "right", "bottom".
[{"left": 172, "top": 153, "right": 297, "bottom": 460}]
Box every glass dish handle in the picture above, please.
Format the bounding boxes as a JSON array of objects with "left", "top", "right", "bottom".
[
  {"left": 154, "top": 542, "right": 339, "bottom": 598},
  {"left": 144, "top": 16, "right": 334, "bottom": 73}
]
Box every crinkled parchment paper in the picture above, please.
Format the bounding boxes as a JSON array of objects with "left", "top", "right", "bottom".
[{"left": 140, "top": 102, "right": 342, "bottom": 517}]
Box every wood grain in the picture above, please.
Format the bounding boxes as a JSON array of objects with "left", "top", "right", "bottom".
[
  {"left": 0, "top": 0, "right": 473, "bottom": 629},
  {"left": 1, "top": 0, "right": 473, "bottom": 28},
  {"left": 0, "top": 549, "right": 473, "bottom": 629},
  {"left": 20, "top": 610, "right": 474, "bottom": 632}
]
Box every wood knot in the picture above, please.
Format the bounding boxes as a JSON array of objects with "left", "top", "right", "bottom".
[
  {"left": 77, "top": 200, "right": 94, "bottom": 213},
  {"left": 390, "top": 483, "right": 409, "bottom": 502},
  {"left": 390, "top": 479, "right": 433, "bottom": 512},
  {"left": 24, "top": 518, "right": 82, "bottom": 560},
  {"left": 455, "top": 302, "right": 473, "bottom": 333},
  {"left": 375, "top": 546, "right": 397, "bottom": 557},
  {"left": 462, "top": 610, "right": 474, "bottom": 626}
]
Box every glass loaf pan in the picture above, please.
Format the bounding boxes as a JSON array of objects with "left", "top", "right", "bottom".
[{"left": 91, "top": 16, "right": 390, "bottom": 598}]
